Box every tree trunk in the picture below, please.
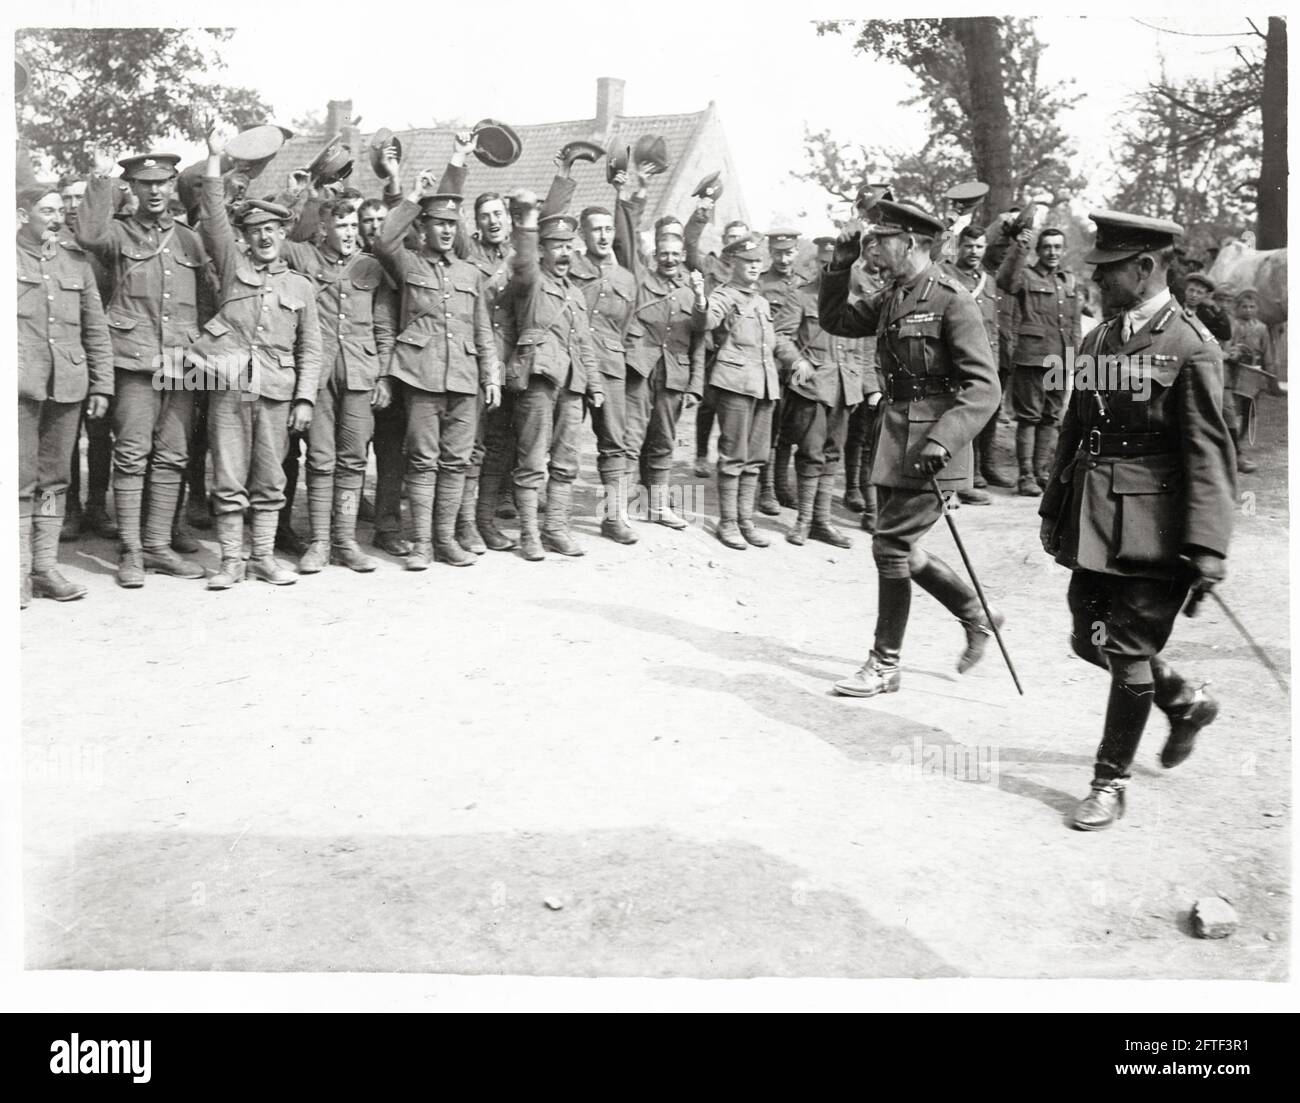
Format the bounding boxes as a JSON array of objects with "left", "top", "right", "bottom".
[
  {"left": 950, "top": 17, "right": 1014, "bottom": 217},
  {"left": 1258, "top": 16, "right": 1287, "bottom": 249}
]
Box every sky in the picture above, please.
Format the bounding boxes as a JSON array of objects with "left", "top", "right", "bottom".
[{"left": 15, "top": 2, "right": 1274, "bottom": 235}]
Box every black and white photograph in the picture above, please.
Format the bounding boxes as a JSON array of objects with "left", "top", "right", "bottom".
[{"left": 4, "top": 0, "right": 1295, "bottom": 1025}]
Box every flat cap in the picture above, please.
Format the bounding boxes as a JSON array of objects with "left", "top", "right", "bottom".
[
  {"left": 233, "top": 199, "right": 293, "bottom": 227},
  {"left": 369, "top": 128, "right": 403, "bottom": 176},
  {"left": 117, "top": 153, "right": 181, "bottom": 181},
  {"left": 472, "top": 119, "right": 521, "bottom": 169},
  {"left": 561, "top": 140, "right": 605, "bottom": 171},
  {"left": 633, "top": 134, "right": 669, "bottom": 174},
  {"left": 865, "top": 199, "right": 946, "bottom": 238},
  {"left": 1184, "top": 271, "right": 1217, "bottom": 292},
  {"left": 419, "top": 193, "right": 463, "bottom": 221},
  {"left": 538, "top": 213, "right": 579, "bottom": 241},
  {"left": 654, "top": 214, "right": 684, "bottom": 240},
  {"left": 945, "top": 180, "right": 989, "bottom": 206},
  {"left": 722, "top": 233, "right": 766, "bottom": 262},
  {"left": 692, "top": 171, "right": 723, "bottom": 201},
  {"left": 766, "top": 224, "right": 800, "bottom": 249},
  {"left": 1085, "top": 209, "right": 1183, "bottom": 264}
]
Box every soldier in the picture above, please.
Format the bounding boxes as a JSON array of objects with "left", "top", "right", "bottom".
[
  {"left": 772, "top": 262, "right": 870, "bottom": 548},
  {"left": 281, "top": 198, "right": 398, "bottom": 574},
  {"left": 194, "top": 125, "right": 322, "bottom": 589},
  {"left": 757, "top": 224, "right": 804, "bottom": 515},
  {"left": 357, "top": 198, "right": 388, "bottom": 255},
  {"left": 17, "top": 185, "right": 114, "bottom": 605},
  {"left": 372, "top": 171, "right": 501, "bottom": 570},
  {"left": 1038, "top": 211, "right": 1234, "bottom": 831},
  {"left": 1223, "top": 288, "right": 1269, "bottom": 475},
  {"left": 694, "top": 234, "right": 781, "bottom": 551},
  {"left": 1178, "top": 272, "right": 1232, "bottom": 344},
  {"left": 502, "top": 193, "right": 604, "bottom": 560},
  {"left": 818, "top": 200, "right": 1002, "bottom": 697},
  {"left": 997, "top": 225, "right": 1081, "bottom": 497},
  {"left": 77, "top": 150, "right": 215, "bottom": 587},
  {"left": 842, "top": 256, "right": 887, "bottom": 533},
  {"left": 942, "top": 223, "right": 1007, "bottom": 502}
]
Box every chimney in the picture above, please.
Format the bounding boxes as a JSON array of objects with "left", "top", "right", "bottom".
[
  {"left": 595, "top": 77, "right": 624, "bottom": 138},
  {"left": 325, "top": 98, "right": 353, "bottom": 137}
]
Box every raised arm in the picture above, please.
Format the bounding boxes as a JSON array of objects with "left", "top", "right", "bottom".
[
  {"left": 996, "top": 230, "right": 1034, "bottom": 295},
  {"left": 74, "top": 162, "right": 122, "bottom": 259}
]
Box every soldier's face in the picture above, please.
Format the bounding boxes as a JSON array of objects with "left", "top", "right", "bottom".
[
  {"left": 1036, "top": 232, "right": 1064, "bottom": 270},
  {"left": 326, "top": 211, "right": 359, "bottom": 257},
  {"left": 424, "top": 217, "right": 457, "bottom": 254},
  {"left": 723, "top": 224, "right": 749, "bottom": 248},
  {"left": 130, "top": 176, "right": 175, "bottom": 218},
  {"left": 1183, "top": 283, "right": 1207, "bottom": 309},
  {"left": 241, "top": 220, "right": 285, "bottom": 264},
  {"left": 359, "top": 206, "right": 386, "bottom": 245},
  {"left": 19, "top": 191, "right": 64, "bottom": 241},
  {"left": 655, "top": 238, "right": 684, "bottom": 278},
  {"left": 769, "top": 244, "right": 797, "bottom": 275},
  {"left": 957, "top": 234, "right": 986, "bottom": 270},
  {"left": 542, "top": 238, "right": 573, "bottom": 276},
  {"left": 476, "top": 199, "right": 510, "bottom": 245},
  {"left": 582, "top": 213, "right": 615, "bottom": 259},
  {"left": 730, "top": 257, "right": 762, "bottom": 285}
]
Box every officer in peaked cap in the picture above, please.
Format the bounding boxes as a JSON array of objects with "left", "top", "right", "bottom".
[
  {"left": 1038, "top": 209, "right": 1235, "bottom": 831},
  {"left": 819, "top": 198, "right": 1001, "bottom": 698}
]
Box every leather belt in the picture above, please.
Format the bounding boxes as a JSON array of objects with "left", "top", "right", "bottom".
[
  {"left": 1083, "top": 429, "right": 1177, "bottom": 458},
  {"left": 885, "top": 376, "right": 959, "bottom": 402}
]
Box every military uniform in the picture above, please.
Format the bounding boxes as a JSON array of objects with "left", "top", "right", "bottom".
[
  {"left": 504, "top": 213, "right": 603, "bottom": 560},
  {"left": 942, "top": 259, "right": 1006, "bottom": 490},
  {"left": 843, "top": 262, "right": 886, "bottom": 528},
  {"left": 818, "top": 201, "right": 1001, "bottom": 696},
  {"left": 372, "top": 195, "right": 498, "bottom": 569},
  {"left": 193, "top": 181, "right": 323, "bottom": 588},
  {"left": 684, "top": 203, "right": 736, "bottom": 474},
  {"left": 76, "top": 154, "right": 215, "bottom": 585},
  {"left": 281, "top": 236, "right": 398, "bottom": 572},
  {"left": 1224, "top": 304, "right": 1270, "bottom": 472},
  {"left": 17, "top": 231, "right": 114, "bottom": 604},
  {"left": 773, "top": 270, "right": 870, "bottom": 547},
  {"left": 1038, "top": 211, "right": 1235, "bottom": 830},
  {"left": 757, "top": 244, "right": 803, "bottom": 513}
]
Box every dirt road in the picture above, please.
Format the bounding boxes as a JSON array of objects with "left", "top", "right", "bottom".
[{"left": 21, "top": 400, "right": 1290, "bottom": 979}]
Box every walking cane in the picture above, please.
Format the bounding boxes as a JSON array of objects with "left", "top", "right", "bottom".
[{"left": 928, "top": 477, "right": 1024, "bottom": 695}]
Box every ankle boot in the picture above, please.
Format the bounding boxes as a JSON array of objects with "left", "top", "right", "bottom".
[
  {"left": 600, "top": 475, "right": 637, "bottom": 545},
  {"left": 114, "top": 478, "right": 146, "bottom": 588},
  {"left": 30, "top": 494, "right": 86, "bottom": 601},
  {"left": 434, "top": 471, "right": 476, "bottom": 566},
  {"left": 455, "top": 474, "right": 487, "bottom": 555},
  {"left": 758, "top": 450, "right": 781, "bottom": 515},
  {"left": 1033, "top": 425, "right": 1059, "bottom": 488},
  {"left": 737, "top": 473, "right": 770, "bottom": 547},
  {"left": 1016, "top": 423, "right": 1041, "bottom": 497},
  {"left": 476, "top": 473, "right": 518, "bottom": 551},
  {"left": 404, "top": 471, "right": 436, "bottom": 570},
  {"left": 495, "top": 482, "right": 519, "bottom": 520},
  {"left": 142, "top": 475, "right": 204, "bottom": 577},
  {"left": 786, "top": 473, "right": 817, "bottom": 545},
  {"left": 860, "top": 485, "right": 878, "bottom": 534},
  {"left": 911, "top": 552, "right": 1003, "bottom": 673},
  {"left": 648, "top": 482, "right": 688, "bottom": 529},
  {"left": 1152, "top": 657, "right": 1219, "bottom": 769},
  {"left": 331, "top": 481, "right": 377, "bottom": 572},
  {"left": 843, "top": 440, "right": 865, "bottom": 511},
  {"left": 833, "top": 575, "right": 911, "bottom": 696},
  {"left": 810, "top": 472, "right": 852, "bottom": 547},
  {"left": 297, "top": 473, "right": 333, "bottom": 574},
  {"left": 206, "top": 513, "right": 246, "bottom": 590},
  {"left": 247, "top": 510, "right": 297, "bottom": 585},
  {"left": 541, "top": 480, "right": 584, "bottom": 557},
  {"left": 773, "top": 443, "right": 796, "bottom": 508},
  {"left": 516, "top": 486, "right": 545, "bottom": 561},
  {"left": 716, "top": 475, "right": 746, "bottom": 550},
  {"left": 1071, "top": 681, "right": 1153, "bottom": 830}
]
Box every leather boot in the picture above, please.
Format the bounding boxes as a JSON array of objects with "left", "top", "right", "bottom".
[
  {"left": 276, "top": 462, "right": 306, "bottom": 556},
  {"left": 757, "top": 450, "right": 781, "bottom": 515},
  {"left": 737, "top": 473, "right": 770, "bottom": 547},
  {"left": 330, "top": 480, "right": 377, "bottom": 572},
  {"left": 1152, "top": 657, "right": 1219, "bottom": 769},
  {"left": 834, "top": 575, "right": 910, "bottom": 696},
  {"left": 599, "top": 474, "right": 638, "bottom": 545},
  {"left": 810, "top": 473, "right": 852, "bottom": 547},
  {"left": 860, "top": 485, "right": 878, "bottom": 534},
  {"left": 979, "top": 418, "right": 1014, "bottom": 488},
  {"left": 114, "top": 478, "right": 146, "bottom": 588},
  {"left": 455, "top": 475, "right": 487, "bottom": 555},
  {"left": 30, "top": 493, "right": 86, "bottom": 601},
  {"left": 297, "top": 474, "right": 333, "bottom": 574},
  {"left": 404, "top": 471, "right": 436, "bottom": 570},
  {"left": 648, "top": 482, "right": 688, "bottom": 529},
  {"left": 434, "top": 471, "right": 476, "bottom": 566},
  {"left": 786, "top": 474, "right": 817, "bottom": 545},
  {"left": 843, "top": 439, "right": 865, "bottom": 511},
  {"left": 958, "top": 486, "right": 991, "bottom": 505},
  {"left": 1015, "top": 423, "right": 1041, "bottom": 497},
  {"left": 1033, "top": 425, "right": 1059, "bottom": 488},
  {"left": 476, "top": 473, "right": 518, "bottom": 551},
  {"left": 516, "top": 486, "right": 546, "bottom": 561},
  {"left": 86, "top": 418, "right": 116, "bottom": 535},
  {"left": 142, "top": 475, "right": 205, "bottom": 578},
  {"left": 773, "top": 442, "right": 796, "bottom": 509},
  {"left": 247, "top": 510, "right": 297, "bottom": 584},
  {"left": 1071, "top": 682, "right": 1153, "bottom": 830},
  {"left": 60, "top": 500, "right": 82, "bottom": 543},
  {"left": 911, "top": 551, "right": 1003, "bottom": 674},
  {"left": 20, "top": 509, "right": 33, "bottom": 609},
  {"left": 715, "top": 475, "right": 746, "bottom": 550},
  {"left": 170, "top": 482, "right": 200, "bottom": 553},
  {"left": 495, "top": 482, "right": 518, "bottom": 520},
  {"left": 541, "top": 480, "right": 584, "bottom": 557},
  {"left": 206, "top": 513, "right": 246, "bottom": 590}
]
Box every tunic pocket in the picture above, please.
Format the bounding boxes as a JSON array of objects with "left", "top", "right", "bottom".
[{"left": 1111, "top": 459, "right": 1182, "bottom": 564}]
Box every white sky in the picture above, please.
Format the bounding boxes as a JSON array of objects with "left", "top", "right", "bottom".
[{"left": 14, "top": 3, "right": 1275, "bottom": 232}]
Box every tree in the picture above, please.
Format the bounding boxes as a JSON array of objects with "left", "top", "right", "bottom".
[
  {"left": 15, "top": 28, "right": 273, "bottom": 176},
  {"left": 1258, "top": 16, "right": 1287, "bottom": 248},
  {"left": 802, "top": 18, "right": 1085, "bottom": 224}
]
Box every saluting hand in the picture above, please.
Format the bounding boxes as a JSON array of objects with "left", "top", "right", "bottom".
[
  {"left": 913, "top": 439, "right": 950, "bottom": 477},
  {"left": 289, "top": 401, "right": 313, "bottom": 434},
  {"left": 832, "top": 222, "right": 863, "bottom": 269}
]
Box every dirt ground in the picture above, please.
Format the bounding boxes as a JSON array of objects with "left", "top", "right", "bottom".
[{"left": 20, "top": 398, "right": 1291, "bottom": 980}]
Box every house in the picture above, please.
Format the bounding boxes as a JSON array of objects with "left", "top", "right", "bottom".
[{"left": 259, "top": 77, "right": 750, "bottom": 254}]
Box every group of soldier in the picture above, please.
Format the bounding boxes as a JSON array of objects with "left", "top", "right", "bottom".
[{"left": 18, "top": 112, "right": 1265, "bottom": 830}]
